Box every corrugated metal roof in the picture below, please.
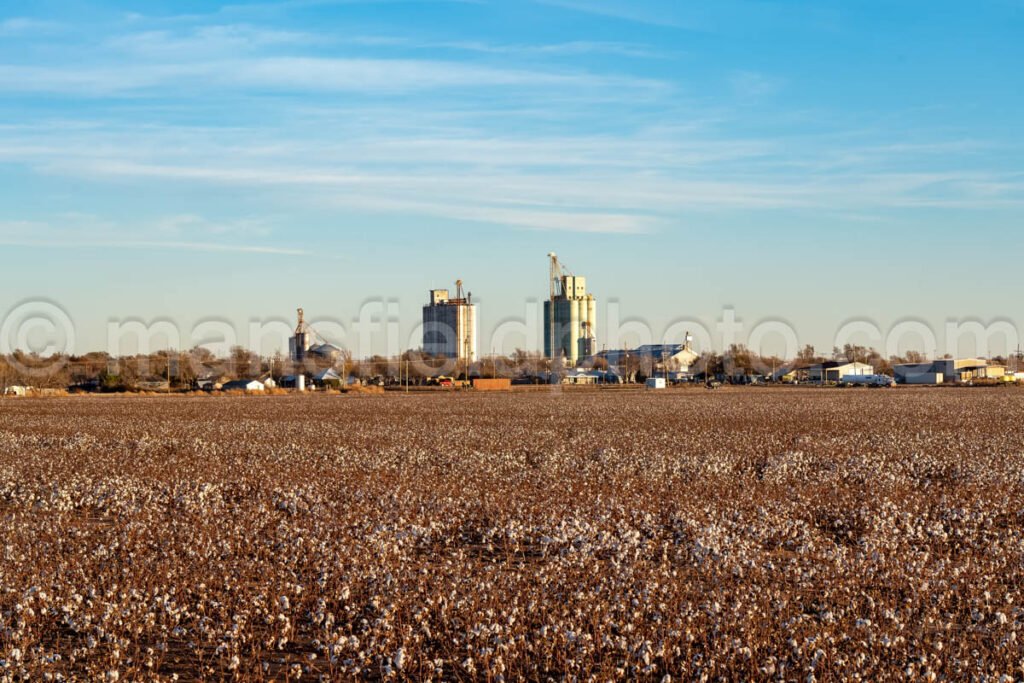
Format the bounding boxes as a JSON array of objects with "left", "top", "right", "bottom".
[{"left": 308, "top": 343, "right": 343, "bottom": 357}]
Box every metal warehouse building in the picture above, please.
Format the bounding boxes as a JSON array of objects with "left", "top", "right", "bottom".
[
  {"left": 806, "top": 361, "right": 874, "bottom": 383},
  {"left": 894, "top": 358, "right": 1005, "bottom": 384}
]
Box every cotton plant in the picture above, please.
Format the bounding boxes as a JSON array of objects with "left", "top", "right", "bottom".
[{"left": 0, "top": 391, "right": 1022, "bottom": 679}]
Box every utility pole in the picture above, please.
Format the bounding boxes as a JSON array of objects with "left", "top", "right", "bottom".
[
  {"left": 548, "top": 253, "right": 556, "bottom": 365},
  {"left": 166, "top": 348, "right": 173, "bottom": 393}
]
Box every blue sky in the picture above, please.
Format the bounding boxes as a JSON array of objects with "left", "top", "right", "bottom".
[{"left": 1, "top": 0, "right": 1022, "bottom": 357}]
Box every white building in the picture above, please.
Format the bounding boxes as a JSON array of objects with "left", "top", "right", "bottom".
[
  {"left": 806, "top": 361, "right": 874, "bottom": 383},
  {"left": 563, "top": 369, "right": 599, "bottom": 385},
  {"left": 544, "top": 274, "right": 597, "bottom": 366},
  {"left": 422, "top": 281, "right": 478, "bottom": 364},
  {"left": 221, "top": 379, "right": 265, "bottom": 392},
  {"left": 589, "top": 337, "right": 700, "bottom": 378},
  {"left": 596, "top": 341, "right": 699, "bottom": 375}
]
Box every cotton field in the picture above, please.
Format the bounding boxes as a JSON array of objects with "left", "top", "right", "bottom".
[{"left": 1, "top": 389, "right": 1023, "bottom": 681}]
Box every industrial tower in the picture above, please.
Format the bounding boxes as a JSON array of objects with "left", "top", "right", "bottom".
[
  {"left": 422, "top": 280, "right": 478, "bottom": 365},
  {"left": 289, "top": 308, "right": 311, "bottom": 363},
  {"left": 544, "top": 253, "right": 597, "bottom": 366}
]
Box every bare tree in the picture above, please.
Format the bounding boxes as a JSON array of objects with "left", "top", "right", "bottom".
[{"left": 230, "top": 346, "right": 260, "bottom": 379}]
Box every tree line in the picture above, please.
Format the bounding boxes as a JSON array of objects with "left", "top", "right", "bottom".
[{"left": 2, "top": 342, "right": 1003, "bottom": 392}]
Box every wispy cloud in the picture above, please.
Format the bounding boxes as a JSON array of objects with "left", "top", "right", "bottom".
[
  {"left": 532, "top": 0, "right": 841, "bottom": 34},
  {"left": 321, "top": 196, "right": 658, "bottom": 234},
  {"left": 532, "top": 0, "right": 696, "bottom": 28},
  {"left": 350, "top": 35, "right": 670, "bottom": 59},
  {"left": 220, "top": 0, "right": 486, "bottom": 13},
  {"left": 463, "top": 207, "right": 654, "bottom": 234},
  {"left": 0, "top": 216, "right": 307, "bottom": 256},
  {"left": 729, "top": 70, "right": 783, "bottom": 99},
  {"left": 0, "top": 236, "right": 310, "bottom": 256},
  {"left": 107, "top": 24, "right": 314, "bottom": 57},
  {"left": 0, "top": 56, "right": 665, "bottom": 96},
  {"left": 4, "top": 115, "right": 1020, "bottom": 246},
  {"left": 151, "top": 214, "right": 275, "bottom": 238},
  {"left": 1, "top": 4, "right": 1019, "bottom": 250},
  {"left": 0, "top": 17, "right": 65, "bottom": 36}
]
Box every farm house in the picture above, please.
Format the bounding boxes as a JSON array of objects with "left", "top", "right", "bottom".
[
  {"left": 593, "top": 341, "right": 700, "bottom": 375},
  {"left": 561, "top": 369, "right": 622, "bottom": 385}
]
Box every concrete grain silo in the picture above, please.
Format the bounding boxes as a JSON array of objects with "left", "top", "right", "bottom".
[
  {"left": 422, "top": 280, "right": 478, "bottom": 366},
  {"left": 544, "top": 254, "right": 597, "bottom": 367}
]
